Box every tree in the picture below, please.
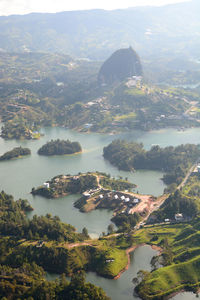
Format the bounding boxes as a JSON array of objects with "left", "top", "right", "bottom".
[
  {"left": 82, "top": 227, "right": 89, "bottom": 238},
  {"left": 107, "top": 224, "right": 115, "bottom": 235}
]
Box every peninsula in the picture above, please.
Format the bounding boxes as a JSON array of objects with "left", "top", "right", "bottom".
[
  {"left": 31, "top": 172, "right": 165, "bottom": 230},
  {"left": 31, "top": 172, "right": 135, "bottom": 199},
  {"left": 103, "top": 140, "right": 200, "bottom": 189}
]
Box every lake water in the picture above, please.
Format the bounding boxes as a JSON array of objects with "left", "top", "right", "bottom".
[
  {"left": 171, "top": 292, "right": 198, "bottom": 300},
  {"left": 1, "top": 126, "right": 200, "bottom": 299},
  {"left": 46, "top": 244, "right": 158, "bottom": 300},
  {"left": 1, "top": 126, "right": 200, "bottom": 236}
]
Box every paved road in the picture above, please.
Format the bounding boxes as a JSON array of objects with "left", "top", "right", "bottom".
[{"left": 177, "top": 161, "right": 198, "bottom": 190}]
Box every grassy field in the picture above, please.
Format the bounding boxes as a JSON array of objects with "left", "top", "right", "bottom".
[
  {"left": 114, "top": 112, "right": 137, "bottom": 121},
  {"left": 135, "top": 220, "right": 200, "bottom": 299},
  {"left": 20, "top": 236, "right": 129, "bottom": 278}
]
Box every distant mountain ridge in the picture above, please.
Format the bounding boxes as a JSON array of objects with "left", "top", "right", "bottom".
[
  {"left": 98, "top": 47, "right": 142, "bottom": 84},
  {"left": 0, "top": 0, "right": 199, "bottom": 59}
]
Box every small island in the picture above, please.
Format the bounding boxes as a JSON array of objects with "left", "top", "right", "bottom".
[
  {"left": 0, "top": 146, "right": 31, "bottom": 161},
  {"left": 37, "top": 139, "right": 82, "bottom": 156}
]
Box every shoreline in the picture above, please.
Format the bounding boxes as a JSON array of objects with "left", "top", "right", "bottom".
[
  {"left": 166, "top": 287, "right": 200, "bottom": 300},
  {"left": 114, "top": 243, "right": 162, "bottom": 280}
]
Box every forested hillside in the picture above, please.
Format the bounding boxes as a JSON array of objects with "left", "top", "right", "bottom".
[{"left": 0, "top": 1, "right": 199, "bottom": 59}]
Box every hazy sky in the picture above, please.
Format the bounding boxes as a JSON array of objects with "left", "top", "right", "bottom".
[{"left": 0, "top": 0, "right": 191, "bottom": 16}]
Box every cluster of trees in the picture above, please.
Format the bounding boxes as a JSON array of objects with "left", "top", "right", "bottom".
[
  {"left": 99, "top": 175, "right": 136, "bottom": 191},
  {"left": 154, "top": 190, "right": 197, "bottom": 222},
  {"left": 0, "top": 191, "right": 86, "bottom": 243},
  {"left": 38, "top": 139, "right": 82, "bottom": 155},
  {"left": 103, "top": 140, "right": 144, "bottom": 171},
  {"left": 0, "top": 262, "right": 110, "bottom": 299},
  {"left": 111, "top": 212, "right": 140, "bottom": 232},
  {"left": 0, "top": 191, "right": 111, "bottom": 299},
  {"left": 1, "top": 121, "right": 33, "bottom": 140},
  {"left": 32, "top": 173, "right": 98, "bottom": 198},
  {"left": 0, "top": 146, "right": 31, "bottom": 161},
  {"left": 103, "top": 140, "right": 200, "bottom": 185}
]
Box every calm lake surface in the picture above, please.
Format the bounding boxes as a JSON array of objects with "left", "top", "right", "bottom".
[
  {"left": 1, "top": 126, "right": 200, "bottom": 299},
  {"left": 171, "top": 292, "right": 198, "bottom": 300},
  {"left": 46, "top": 245, "right": 158, "bottom": 300},
  {"left": 0, "top": 126, "right": 200, "bottom": 235}
]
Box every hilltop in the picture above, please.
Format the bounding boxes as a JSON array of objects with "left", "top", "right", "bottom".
[
  {"left": 98, "top": 47, "right": 142, "bottom": 85},
  {"left": 0, "top": 1, "right": 199, "bottom": 59}
]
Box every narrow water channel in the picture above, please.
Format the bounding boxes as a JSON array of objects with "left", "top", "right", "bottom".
[{"left": 46, "top": 245, "right": 158, "bottom": 300}]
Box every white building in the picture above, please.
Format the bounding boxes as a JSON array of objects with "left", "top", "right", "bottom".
[
  {"left": 133, "top": 198, "right": 139, "bottom": 204},
  {"left": 175, "top": 213, "right": 183, "bottom": 221},
  {"left": 43, "top": 182, "right": 50, "bottom": 188},
  {"left": 83, "top": 192, "right": 91, "bottom": 198}
]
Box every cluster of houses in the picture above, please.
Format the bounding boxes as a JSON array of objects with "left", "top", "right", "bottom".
[
  {"left": 97, "top": 191, "right": 140, "bottom": 215},
  {"left": 193, "top": 164, "right": 200, "bottom": 174},
  {"left": 84, "top": 97, "right": 108, "bottom": 109},
  {"left": 126, "top": 75, "right": 142, "bottom": 88},
  {"left": 82, "top": 189, "right": 141, "bottom": 215},
  {"left": 164, "top": 213, "right": 184, "bottom": 223},
  {"left": 43, "top": 175, "right": 71, "bottom": 189},
  {"left": 82, "top": 188, "right": 101, "bottom": 198}
]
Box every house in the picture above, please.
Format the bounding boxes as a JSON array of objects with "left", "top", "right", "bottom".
[
  {"left": 133, "top": 198, "right": 139, "bottom": 204},
  {"left": 165, "top": 219, "right": 170, "bottom": 222},
  {"left": 43, "top": 182, "right": 49, "bottom": 188},
  {"left": 121, "top": 195, "right": 125, "bottom": 201},
  {"left": 125, "top": 197, "right": 130, "bottom": 202},
  {"left": 83, "top": 192, "right": 91, "bottom": 198},
  {"left": 84, "top": 123, "right": 93, "bottom": 129},
  {"left": 114, "top": 194, "right": 119, "bottom": 200},
  {"left": 175, "top": 213, "right": 183, "bottom": 221},
  {"left": 99, "top": 194, "right": 104, "bottom": 199},
  {"left": 106, "top": 259, "right": 115, "bottom": 263}
]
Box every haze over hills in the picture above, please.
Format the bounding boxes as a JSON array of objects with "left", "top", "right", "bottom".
[{"left": 0, "top": 0, "right": 199, "bottom": 60}]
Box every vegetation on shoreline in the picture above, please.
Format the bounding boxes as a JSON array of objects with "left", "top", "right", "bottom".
[
  {"left": 0, "top": 190, "right": 136, "bottom": 299},
  {"left": 0, "top": 261, "right": 110, "bottom": 300},
  {"left": 38, "top": 139, "right": 82, "bottom": 156},
  {"left": 31, "top": 172, "right": 98, "bottom": 198},
  {"left": 31, "top": 172, "right": 135, "bottom": 199},
  {"left": 0, "top": 191, "right": 86, "bottom": 243},
  {"left": 1, "top": 121, "right": 41, "bottom": 140},
  {"left": 0, "top": 52, "right": 200, "bottom": 140},
  {"left": 103, "top": 140, "right": 200, "bottom": 186},
  {"left": 0, "top": 146, "right": 31, "bottom": 161},
  {"left": 132, "top": 219, "right": 200, "bottom": 299},
  {"left": 3, "top": 175, "right": 200, "bottom": 299}
]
